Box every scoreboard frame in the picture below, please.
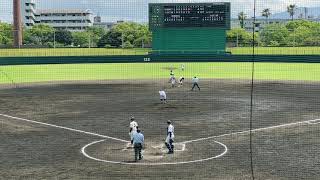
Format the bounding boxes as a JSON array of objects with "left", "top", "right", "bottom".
[{"left": 149, "top": 2, "right": 231, "bottom": 30}]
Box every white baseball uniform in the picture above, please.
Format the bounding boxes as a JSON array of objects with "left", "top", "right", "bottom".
[
  {"left": 165, "top": 124, "right": 174, "bottom": 143},
  {"left": 130, "top": 121, "right": 138, "bottom": 141},
  {"left": 159, "top": 90, "right": 167, "bottom": 100}
]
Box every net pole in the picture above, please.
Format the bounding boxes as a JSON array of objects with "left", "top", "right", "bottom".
[{"left": 249, "top": 0, "right": 257, "bottom": 179}]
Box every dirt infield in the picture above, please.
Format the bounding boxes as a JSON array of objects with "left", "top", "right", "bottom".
[{"left": 1, "top": 79, "right": 320, "bottom": 179}]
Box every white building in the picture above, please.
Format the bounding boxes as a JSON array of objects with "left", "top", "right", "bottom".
[
  {"left": 37, "top": 9, "right": 94, "bottom": 31},
  {"left": 21, "top": 0, "right": 94, "bottom": 31},
  {"left": 21, "top": 0, "right": 38, "bottom": 27}
]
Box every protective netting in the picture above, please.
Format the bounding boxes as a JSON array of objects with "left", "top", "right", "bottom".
[{"left": 0, "top": 1, "right": 320, "bottom": 179}]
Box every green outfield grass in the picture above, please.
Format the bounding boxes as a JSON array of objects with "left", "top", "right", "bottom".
[
  {"left": 0, "top": 62, "right": 320, "bottom": 84},
  {"left": 227, "top": 47, "right": 320, "bottom": 55},
  {"left": 1, "top": 47, "right": 320, "bottom": 57}
]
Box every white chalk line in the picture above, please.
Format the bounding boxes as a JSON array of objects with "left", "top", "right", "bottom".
[
  {"left": 150, "top": 143, "right": 186, "bottom": 152},
  {"left": 2, "top": 113, "right": 319, "bottom": 165},
  {"left": 182, "top": 118, "right": 320, "bottom": 144},
  {"left": 0, "top": 113, "right": 129, "bottom": 143},
  {"left": 81, "top": 139, "right": 228, "bottom": 166},
  {"left": 1, "top": 113, "right": 227, "bottom": 165},
  {"left": 4, "top": 112, "right": 317, "bottom": 145},
  {"left": 307, "top": 119, "right": 320, "bottom": 125}
]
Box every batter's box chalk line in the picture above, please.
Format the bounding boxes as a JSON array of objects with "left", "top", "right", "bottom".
[
  {"left": 122, "top": 143, "right": 185, "bottom": 152},
  {"left": 81, "top": 139, "right": 228, "bottom": 166},
  {"left": 1, "top": 113, "right": 319, "bottom": 165}
]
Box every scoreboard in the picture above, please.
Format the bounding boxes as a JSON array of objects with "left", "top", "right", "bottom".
[{"left": 149, "top": 3, "right": 230, "bottom": 30}]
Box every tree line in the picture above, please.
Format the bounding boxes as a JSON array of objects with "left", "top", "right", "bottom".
[
  {"left": 0, "top": 22, "right": 151, "bottom": 48},
  {"left": 232, "top": 4, "right": 320, "bottom": 47},
  {"left": 228, "top": 20, "right": 320, "bottom": 47},
  {"left": 1, "top": 19, "right": 320, "bottom": 48}
]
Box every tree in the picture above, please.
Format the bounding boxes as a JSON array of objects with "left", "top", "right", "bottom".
[
  {"left": 238, "top": 12, "right": 247, "bottom": 29},
  {"left": 0, "top": 22, "right": 13, "bottom": 45},
  {"left": 55, "top": 29, "right": 73, "bottom": 45},
  {"left": 227, "top": 28, "right": 252, "bottom": 46},
  {"left": 26, "top": 24, "right": 55, "bottom": 45},
  {"left": 260, "top": 24, "right": 289, "bottom": 46},
  {"left": 122, "top": 41, "right": 134, "bottom": 49},
  {"left": 72, "top": 31, "right": 90, "bottom": 47},
  {"left": 97, "top": 22, "right": 151, "bottom": 48},
  {"left": 85, "top": 26, "right": 106, "bottom": 47},
  {"left": 287, "top": 4, "right": 297, "bottom": 21},
  {"left": 133, "top": 35, "right": 151, "bottom": 48},
  {"left": 261, "top": 9, "right": 271, "bottom": 23},
  {"left": 97, "top": 30, "right": 122, "bottom": 48},
  {"left": 23, "top": 24, "right": 55, "bottom": 45}
]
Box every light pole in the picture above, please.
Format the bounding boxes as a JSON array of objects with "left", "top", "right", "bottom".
[
  {"left": 88, "top": 34, "right": 91, "bottom": 48},
  {"left": 121, "top": 33, "right": 124, "bottom": 48},
  {"left": 53, "top": 30, "right": 56, "bottom": 48},
  {"left": 236, "top": 32, "right": 239, "bottom": 47}
]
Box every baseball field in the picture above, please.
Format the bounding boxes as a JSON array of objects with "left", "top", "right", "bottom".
[{"left": 1, "top": 59, "right": 320, "bottom": 179}]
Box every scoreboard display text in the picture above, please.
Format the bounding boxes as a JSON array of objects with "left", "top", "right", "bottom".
[{"left": 149, "top": 3, "right": 230, "bottom": 30}]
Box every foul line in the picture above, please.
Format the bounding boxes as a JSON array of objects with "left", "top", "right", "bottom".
[
  {"left": 182, "top": 118, "right": 320, "bottom": 144},
  {"left": 307, "top": 119, "right": 320, "bottom": 125},
  {"left": 0, "top": 113, "right": 129, "bottom": 143},
  {"left": 3, "top": 113, "right": 318, "bottom": 165},
  {"left": 2, "top": 113, "right": 319, "bottom": 145}
]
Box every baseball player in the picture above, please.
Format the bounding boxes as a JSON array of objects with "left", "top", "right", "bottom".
[
  {"left": 178, "top": 76, "right": 185, "bottom": 87},
  {"left": 165, "top": 120, "right": 174, "bottom": 154},
  {"left": 181, "top": 64, "right": 185, "bottom": 71},
  {"left": 159, "top": 89, "right": 167, "bottom": 104},
  {"left": 171, "top": 76, "right": 177, "bottom": 88},
  {"left": 129, "top": 116, "right": 138, "bottom": 145},
  {"left": 168, "top": 70, "right": 175, "bottom": 83}
]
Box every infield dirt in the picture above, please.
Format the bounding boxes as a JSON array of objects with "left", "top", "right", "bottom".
[{"left": 1, "top": 79, "right": 320, "bottom": 179}]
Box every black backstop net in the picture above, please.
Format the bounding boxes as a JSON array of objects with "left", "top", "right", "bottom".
[{"left": 0, "top": 0, "right": 319, "bottom": 179}]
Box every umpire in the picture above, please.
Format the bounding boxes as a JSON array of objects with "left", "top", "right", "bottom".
[
  {"left": 132, "top": 129, "right": 144, "bottom": 162},
  {"left": 191, "top": 76, "right": 200, "bottom": 91}
]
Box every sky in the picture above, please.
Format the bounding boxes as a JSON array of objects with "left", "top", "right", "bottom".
[{"left": 1, "top": 0, "right": 320, "bottom": 23}]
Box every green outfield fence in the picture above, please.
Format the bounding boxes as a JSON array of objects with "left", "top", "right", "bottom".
[{"left": 0, "top": 55, "right": 320, "bottom": 66}]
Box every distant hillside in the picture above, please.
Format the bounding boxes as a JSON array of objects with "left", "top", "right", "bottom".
[{"left": 257, "top": 7, "right": 320, "bottom": 19}]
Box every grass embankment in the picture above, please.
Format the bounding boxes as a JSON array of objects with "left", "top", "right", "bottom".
[
  {"left": 0, "top": 47, "right": 320, "bottom": 57},
  {"left": 0, "top": 48, "right": 149, "bottom": 57},
  {"left": 0, "top": 62, "right": 319, "bottom": 84}
]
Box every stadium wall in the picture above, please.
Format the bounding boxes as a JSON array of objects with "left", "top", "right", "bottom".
[{"left": 1, "top": 55, "right": 320, "bottom": 65}]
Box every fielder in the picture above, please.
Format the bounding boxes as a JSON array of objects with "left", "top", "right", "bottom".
[
  {"left": 171, "top": 76, "right": 177, "bottom": 88},
  {"left": 129, "top": 116, "right": 138, "bottom": 145},
  {"left": 178, "top": 76, "right": 185, "bottom": 87},
  {"left": 165, "top": 120, "right": 174, "bottom": 154},
  {"left": 159, "top": 89, "right": 167, "bottom": 104},
  {"left": 168, "top": 70, "right": 175, "bottom": 83},
  {"left": 181, "top": 64, "right": 185, "bottom": 71}
]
